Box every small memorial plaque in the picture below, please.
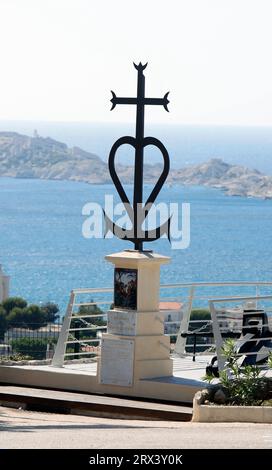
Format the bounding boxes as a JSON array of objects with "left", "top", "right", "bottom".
[
  {"left": 108, "top": 310, "right": 137, "bottom": 336},
  {"left": 100, "top": 338, "right": 134, "bottom": 387},
  {"left": 114, "top": 268, "right": 137, "bottom": 310}
]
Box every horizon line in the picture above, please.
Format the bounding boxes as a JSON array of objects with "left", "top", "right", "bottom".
[{"left": 0, "top": 119, "right": 272, "bottom": 129}]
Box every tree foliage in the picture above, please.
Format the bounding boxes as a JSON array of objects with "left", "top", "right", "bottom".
[
  {"left": 0, "top": 307, "right": 7, "bottom": 340},
  {"left": 40, "top": 302, "right": 60, "bottom": 323},
  {"left": 2, "top": 297, "right": 27, "bottom": 315},
  {"left": 6, "top": 305, "right": 47, "bottom": 330},
  {"left": 0, "top": 297, "right": 60, "bottom": 334},
  {"left": 70, "top": 303, "right": 106, "bottom": 340}
]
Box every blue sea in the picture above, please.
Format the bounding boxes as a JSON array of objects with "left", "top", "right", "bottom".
[
  {"left": 1, "top": 122, "right": 272, "bottom": 315},
  {"left": 1, "top": 177, "right": 272, "bottom": 315}
]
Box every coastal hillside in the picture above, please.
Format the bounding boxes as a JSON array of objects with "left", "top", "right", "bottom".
[
  {"left": 0, "top": 131, "right": 158, "bottom": 184},
  {"left": 0, "top": 131, "right": 110, "bottom": 184},
  {"left": 171, "top": 158, "right": 272, "bottom": 199},
  {"left": 1, "top": 131, "right": 272, "bottom": 198}
]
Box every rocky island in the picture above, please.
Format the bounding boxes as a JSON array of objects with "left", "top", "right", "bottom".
[
  {"left": 170, "top": 158, "right": 272, "bottom": 199},
  {"left": 0, "top": 131, "right": 272, "bottom": 199}
]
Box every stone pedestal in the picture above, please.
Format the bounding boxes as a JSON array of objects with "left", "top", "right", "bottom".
[{"left": 98, "top": 250, "right": 173, "bottom": 388}]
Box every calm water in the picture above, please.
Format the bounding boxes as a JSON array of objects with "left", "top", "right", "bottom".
[{"left": 1, "top": 177, "right": 272, "bottom": 315}]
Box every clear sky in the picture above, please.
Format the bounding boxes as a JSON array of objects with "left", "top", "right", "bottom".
[{"left": 0, "top": 0, "right": 272, "bottom": 125}]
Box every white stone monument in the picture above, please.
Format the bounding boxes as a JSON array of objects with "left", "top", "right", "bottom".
[
  {"left": 98, "top": 63, "right": 174, "bottom": 393},
  {"left": 98, "top": 251, "right": 173, "bottom": 389},
  {"left": 0, "top": 265, "right": 10, "bottom": 303}
]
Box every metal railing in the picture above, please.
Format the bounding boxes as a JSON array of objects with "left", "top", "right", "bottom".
[
  {"left": 209, "top": 294, "right": 272, "bottom": 372},
  {"left": 50, "top": 281, "right": 272, "bottom": 367},
  {"left": 0, "top": 321, "right": 62, "bottom": 360},
  {"left": 2, "top": 281, "right": 271, "bottom": 364}
]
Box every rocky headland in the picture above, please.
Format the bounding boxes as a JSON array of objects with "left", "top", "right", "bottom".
[{"left": 1, "top": 131, "right": 272, "bottom": 199}]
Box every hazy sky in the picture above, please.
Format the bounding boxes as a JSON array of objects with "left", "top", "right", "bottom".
[{"left": 1, "top": 0, "right": 272, "bottom": 125}]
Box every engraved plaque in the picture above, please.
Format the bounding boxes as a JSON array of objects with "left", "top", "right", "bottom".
[
  {"left": 100, "top": 338, "right": 134, "bottom": 387},
  {"left": 107, "top": 310, "right": 137, "bottom": 336}
]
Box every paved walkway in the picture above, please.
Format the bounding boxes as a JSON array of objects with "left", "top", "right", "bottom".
[
  {"left": 0, "top": 406, "right": 271, "bottom": 449},
  {"left": 0, "top": 385, "right": 192, "bottom": 421}
]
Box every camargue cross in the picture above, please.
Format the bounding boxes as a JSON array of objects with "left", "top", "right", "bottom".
[{"left": 104, "top": 62, "right": 171, "bottom": 251}]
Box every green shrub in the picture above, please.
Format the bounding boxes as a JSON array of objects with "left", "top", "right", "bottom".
[
  {"left": 190, "top": 308, "right": 211, "bottom": 320},
  {"left": 204, "top": 338, "right": 272, "bottom": 405},
  {"left": 10, "top": 338, "right": 55, "bottom": 360}
]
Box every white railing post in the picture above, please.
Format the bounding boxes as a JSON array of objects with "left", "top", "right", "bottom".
[
  {"left": 209, "top": 294, "right": 272, "bottom": 372},
  {"left": 49, "top": 282, "right": 272, "bottom": 368},
  {"left": 51, "top": 291, "right": 75, "bottom": 367},
  {"left": 174, "top": 285, "right": 195, "bottom": 356},
  {"left": 209, "top": 300, "right": 225, "bottom": 371}
]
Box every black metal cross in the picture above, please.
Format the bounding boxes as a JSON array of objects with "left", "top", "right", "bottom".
[{"left": 106, "top": 62, "right": 171, "bottom": 251}]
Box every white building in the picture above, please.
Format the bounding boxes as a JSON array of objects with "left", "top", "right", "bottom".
[
  {"left": 0, "top": 265, "right": 9, "bottom": 303},
  {"left": 159, "top": 301, "right": 183, "bottom": 335}
]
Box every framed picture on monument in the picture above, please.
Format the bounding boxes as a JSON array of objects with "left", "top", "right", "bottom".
[{"left": 114, "top": 268, "right": 137, "bottom": 310}]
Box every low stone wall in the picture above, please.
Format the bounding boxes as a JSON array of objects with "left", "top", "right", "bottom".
[
  {"left": 193, "top": 390, "right": 272, "bottom": 423},
  {"left": 0, "top": 359, "right": 51, "bottom": 367},
  {"left": 0, "top": 363, "right": 202, "bottom": 404},
  {"left": 0, "top": 358, "right": 97, "bottom": 367}
]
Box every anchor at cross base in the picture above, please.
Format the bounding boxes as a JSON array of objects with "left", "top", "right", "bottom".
[{"left": 104, "top": 62, "right": 171, "bottom": 251}]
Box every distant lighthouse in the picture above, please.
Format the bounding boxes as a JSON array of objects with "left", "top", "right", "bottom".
[{"left": 0, "top": 265, "right": 10, "bottom": 302}]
